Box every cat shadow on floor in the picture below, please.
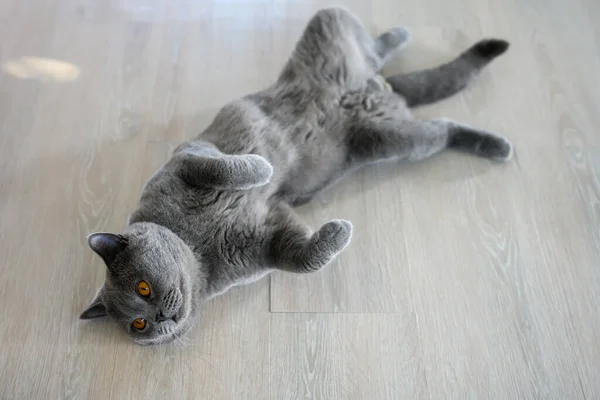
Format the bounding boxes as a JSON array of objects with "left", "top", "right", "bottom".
[{"left": 304, "top": 150, "right": 509, "bottom": 211}]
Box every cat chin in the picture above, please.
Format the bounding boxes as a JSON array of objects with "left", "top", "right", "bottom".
[{"left": 133, "top": 323, "right": 192, "bottom": 346}]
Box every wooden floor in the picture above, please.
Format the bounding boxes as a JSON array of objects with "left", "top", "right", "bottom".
[{"left": 1, "top": 0, "right": 599, "bottom": 398}]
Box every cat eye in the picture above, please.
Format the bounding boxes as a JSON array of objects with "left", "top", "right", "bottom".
[
  {"left": 137, "top": 280, "right": 151, "bottom": 297},
  {"left": 132, "top": 318, "right": 147, "bottom": 330}
]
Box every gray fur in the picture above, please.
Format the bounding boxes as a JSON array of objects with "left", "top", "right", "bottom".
[
  {"left": 80, "top": 7, "right": 513, "bottom": 345},
  {"left": 387, "top": 39, "right": 510, "bottom": 107}
]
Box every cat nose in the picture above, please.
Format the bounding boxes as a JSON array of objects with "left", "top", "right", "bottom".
[{"left": 155, "top": 310, "right": 169, "bottom": 323}]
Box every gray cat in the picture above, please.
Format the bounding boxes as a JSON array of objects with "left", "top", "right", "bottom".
[{"left": 80, "top": 7, "right": 513, "bottom": 345}]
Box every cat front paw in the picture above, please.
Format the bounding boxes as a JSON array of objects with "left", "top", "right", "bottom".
[
  {"left": 289, "top": 220, "right": 353, "bottom": 273},
  {"left": 314, "top": 219, "right": 353, "bottom": 254}
]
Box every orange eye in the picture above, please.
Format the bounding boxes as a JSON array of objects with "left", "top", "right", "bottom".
[
  {"left": 137, "top": 280, "right": 151, "bottom": 297},
  {"left": 132, "top": 318, "right": 147, "bottom": 330}
]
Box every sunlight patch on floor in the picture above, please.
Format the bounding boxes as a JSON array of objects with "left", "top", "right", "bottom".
[{"left": 3, "top": 57, "right": 80, "bottom": 82}]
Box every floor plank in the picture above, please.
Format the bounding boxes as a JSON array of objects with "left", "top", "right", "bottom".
[{"left": 270, "top": 313, "right": 427, "bottom": 400}]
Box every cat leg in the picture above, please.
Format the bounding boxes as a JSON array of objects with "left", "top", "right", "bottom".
[
  {"left": 264, "top": 204, "right": 352, "bottom": 273},
  {"left": 280, "top": 7, "right": 394, "bottom": 85},
  {"left": 348, "top": 116, "right": 512, "bottom": 163},
  {"left": 386, "top": 39, "right": 509, "bottom": 107},
  {"left": 169, "top": 141, "right": 273, "bottom": 190},
  {"left": 375, "top": 27, "right": 411, "bottom": 65}
]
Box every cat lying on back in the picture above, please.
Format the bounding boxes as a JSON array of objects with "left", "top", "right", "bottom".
[{"left": 81, "top": 7, "right": 513, "bottom": 345}]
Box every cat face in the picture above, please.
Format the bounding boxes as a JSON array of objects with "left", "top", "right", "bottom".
[{"left": 80, "top": 223, "right": 200, "bottom": 345}]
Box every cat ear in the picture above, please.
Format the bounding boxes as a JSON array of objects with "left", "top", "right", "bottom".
[
  {"left": 87, "top": 232, "right": 128, "bottom": 267},
  {"left": 80, "top": 287, "right": 108, "bottom": 320}
]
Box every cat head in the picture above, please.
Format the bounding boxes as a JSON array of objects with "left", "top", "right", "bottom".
[{"left": 80, "top": 222, "right": 203, "bottom": 345}]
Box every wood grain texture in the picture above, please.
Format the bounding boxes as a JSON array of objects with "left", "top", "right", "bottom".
[
  {"left": 270, "top": 313, "right": 426, "bottom": 399},
  {"left": 0, "top": 0, "right": 599, "bottom": 398}
]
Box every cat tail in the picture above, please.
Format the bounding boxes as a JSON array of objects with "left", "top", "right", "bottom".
[{"left": 386, "top": 39, "right": 509, "bottom": 107}]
